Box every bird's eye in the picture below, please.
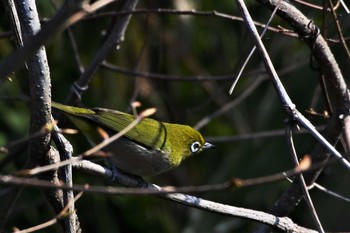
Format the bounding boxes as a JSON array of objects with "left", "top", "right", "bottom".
[{"left": 190, "top": 141, "right": 201, "bottom": 153}]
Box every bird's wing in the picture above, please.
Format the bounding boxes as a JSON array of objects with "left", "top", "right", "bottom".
[{"left": 91, "top": 109, "right": 167, "bottom": 150}]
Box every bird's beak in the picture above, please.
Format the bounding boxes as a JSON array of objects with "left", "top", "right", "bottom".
[{"left": 203, "top": 142, "right": 215, "bottom": 150}]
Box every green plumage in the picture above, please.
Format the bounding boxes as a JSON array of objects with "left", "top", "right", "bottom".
[{"left": 52, "top": 102, "right": 213, "bottom": 176}]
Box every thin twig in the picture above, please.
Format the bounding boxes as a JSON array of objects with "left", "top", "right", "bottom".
[
  {"left": 0, "top": 170, "right": 318, "bottom": 232},
  {"left": 0, "top": 0, "right": 115, "bottom": 83},
  {"left": 228, "top": 0, "right": 282, "bottom": 94},
  {"left": 255, "top": 0, "right": 350, "bottom": 221},
  {"left": 312, "top": 183, "right": 350, "bottom": 202},
  {"left": 85, "top": 8, "right": 297, "bottom": 37},
  {"left": 14, "top": 192, "right": 83, "bottom": 233},
  {"left": 66, "top": 29, "right": 85, "bottom": 75},
  {"left": 65, "top": 0, "right": 139, "bottom": 104},
  {"left": 195, "top": 75, "right": 267, "bottom": 130},
  {"left": 285, "top": 125, "right": 324, "bottom": 232},
  {"left": 23, "top": 107, "right": 156, "bottom": 177},
  {"left": 236, "top": 0, "right": 350, "bottom": 170},
  {"left": 293, "top": 0, "right": 323, "bottom": 10},
  {"left": 339, "top": 0, "right": 350, "bottom": 13},
  {"left": 51, "top": 123, "right": 78, "bottom": 233},
  {"left": 205, "top": 125, "right": 324, "bottom": 143},
  {"left": 102, "top": 62, "right": 237, "bottom": 81},
  {"left": 327, "top": 0, "right": 350, "bottom": 61},
  {"left": 81, "top": 108, "right": 156, "bottom": 157}
]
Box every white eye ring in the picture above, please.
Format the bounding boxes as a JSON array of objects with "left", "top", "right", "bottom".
[{"left": 191, "top": 141, "right": 201, "bottom": 153}]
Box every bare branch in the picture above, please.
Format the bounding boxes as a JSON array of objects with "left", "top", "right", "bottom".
[
  {"left": 254, "top": 0, "right": 350, "bottom": 222},
  {"left": 65, "top": 0, "right": 139, "bottom": 104}
]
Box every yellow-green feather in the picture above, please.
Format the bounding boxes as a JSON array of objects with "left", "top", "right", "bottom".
[
  {"left": 52, "top": 102, "right": 166, "bottom": 148},
  {"left": 52, "top": 102, "right": 205, "bottom": 168},
  {"left": 162, "top": 123, "right": 205, "bottom": 166},
  {"left": 52, "top": 102, "right": 104, "bottom": 143},
  {"left": 92, "top": 110, "right": 168, "bottom": 150}
]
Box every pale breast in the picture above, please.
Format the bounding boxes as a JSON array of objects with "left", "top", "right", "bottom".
[{"left": 106, "top": 137, "right": 173, "bottom": 176}]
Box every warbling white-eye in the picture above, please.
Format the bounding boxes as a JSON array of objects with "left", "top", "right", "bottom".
[{"left": 52, "top": 102, "right": 214, "bottom": 176}]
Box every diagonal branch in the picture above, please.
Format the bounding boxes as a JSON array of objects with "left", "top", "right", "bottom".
[
  {"left": 65, "top": 0, "right": 139, "bottom": 105},
  {"left": 237, "top": 0, "right": 350, "bottom": 230},
  {"left": 248, "top": 0, "right": 350, "bottom": 230},
  {"left": 0, "top": 0, "right": 115, "bottom": 83}
]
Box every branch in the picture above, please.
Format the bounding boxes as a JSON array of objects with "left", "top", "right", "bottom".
[
  {"left": 64, "top": 0, "right": 139, "bottom": 104},
  {"left": 253, "top": 0, "right": 350, "bottom": 222},
  {"left": 0, "top": 0, "right": 115, "bottom": 83},
  {"left": 85, "top": 8, "right": 297, "bottom": 38},
  {"left": 285, "top": 126, "right": 324, "bottom": 232},
  {"left": 0, "top": 163, "right": 318, "bottom": 233}
]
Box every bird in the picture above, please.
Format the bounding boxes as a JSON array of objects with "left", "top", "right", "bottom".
[{"left": 52, "top": 102, "right": 214, "bottom": 176}]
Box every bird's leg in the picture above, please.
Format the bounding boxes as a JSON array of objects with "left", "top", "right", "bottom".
[{"left": 107, "top": 158, "right": 148, "bottom": 188}]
